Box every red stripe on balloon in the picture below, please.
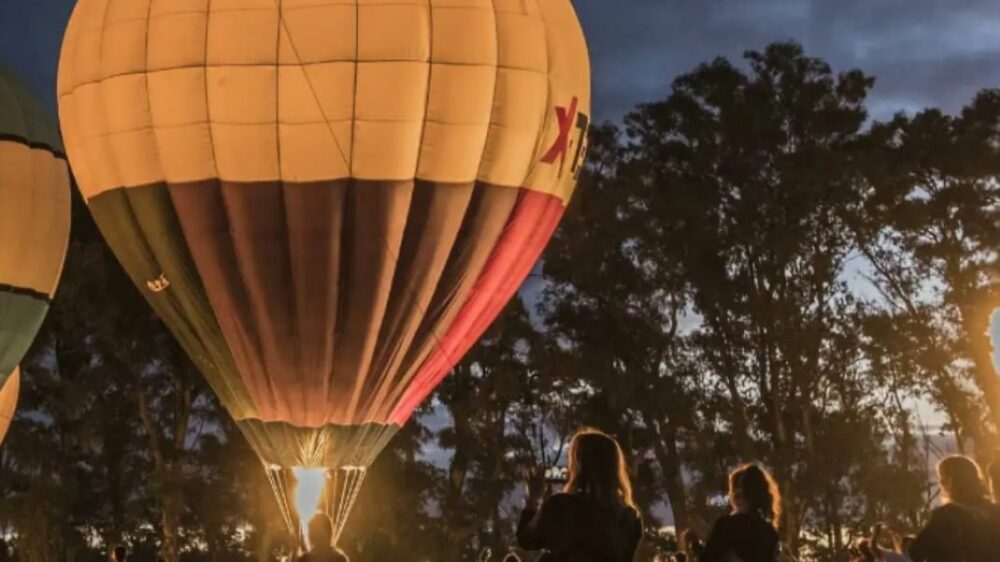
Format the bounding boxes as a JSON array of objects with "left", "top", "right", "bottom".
[{"left": 389, "top": 188, "right": 565, "bottom": 425}]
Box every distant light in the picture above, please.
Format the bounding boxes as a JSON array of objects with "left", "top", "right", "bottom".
[{"left": 293, "top": 467, "right": 327, "bottom": 549}]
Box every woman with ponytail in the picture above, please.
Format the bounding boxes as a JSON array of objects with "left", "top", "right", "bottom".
[{"left": 700, "top": 463, "right": 782, "bottom": 562}]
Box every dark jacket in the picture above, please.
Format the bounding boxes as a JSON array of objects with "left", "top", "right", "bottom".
[
  {"left": 700, "top": 512, "right": 779, "bottom": 562},
  {"left": 517, "top": 493, "right": 642, "bottom": 562},
  {"left": 910, "top": 501, "right": 1000, "bottom": 562}
]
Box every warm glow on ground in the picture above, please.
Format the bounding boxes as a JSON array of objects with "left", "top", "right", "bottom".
[{"left": 293, "top": 468, "right": 327, "bottom": 549}]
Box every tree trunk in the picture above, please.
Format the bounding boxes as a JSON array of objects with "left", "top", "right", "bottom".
[
  {"left": 962, "top": 306, "right": 1000, "bottom": 439},
  {"left": 649, "top": 416, "right": 690, "bottom": 532},
  {"left": 159, "top": 487, "right": 181, "bottom": 562},
  {"left": 135, "top": 382, "right": 192, "bottom": 562},
  {"left": 444, "top": 406, "right": 474, "bottom": 560}
]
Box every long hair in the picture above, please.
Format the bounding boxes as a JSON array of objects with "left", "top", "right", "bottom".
[
  {"left": 563, "top": 428, "right": 636, "bottom": 510},
  {"left": 729, "top": 463, "right": 782, "bottom": 530},
  {"left": 938, "top": 455, "right": 989, "bottom": 505}
]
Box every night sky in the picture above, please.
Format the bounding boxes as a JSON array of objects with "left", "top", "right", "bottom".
[{"left": 3, "top": 0, "right": 1000, "bottom": 123}]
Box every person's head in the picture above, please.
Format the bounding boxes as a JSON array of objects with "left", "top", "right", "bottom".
[
  {"left": 113, "top": 546, "right": 128, "bottom": 562},
  {"left": 937, "top": 455, "right": 988, "bottom": 505},
  {"left": 564, "top": 428, "right": 635, "bottom": 510},
  {"left": 501, "top": 555, "right": 522, "bottom": 562},
  {"left": 307, "top": 512, "right": 334, "bottom": 551},
  {"left": 671, "top": 553, "right": 688, "bottom": 562},
  {"left": 728, "top": 463, "right": 782, "bottom": 529}
]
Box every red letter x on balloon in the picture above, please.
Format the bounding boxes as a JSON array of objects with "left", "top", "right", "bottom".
[{"left": 541, "top": 97, "right": 579, "bottom": 169}]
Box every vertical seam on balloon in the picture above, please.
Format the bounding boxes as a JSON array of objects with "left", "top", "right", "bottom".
[
  {"left": 97, "top": 0, "right": 123, "bottom": 192},
  {"left": 523, "top": 0, "right": 553, "bottom": 188},
  {"left": 412, "top": 0, "right": 434, "bottom": 179},
  {"left": 473, "top": 0, "right": 501, "bottom": 184},
  {"left": 274, "top": 0, "right": 307, "bottom": 425},
  {"left": 48, "top": 161, "right": 71, "bottom": 300},
  {"left": 143, "top": 0, "right": 166, "bottom": 221},
  {"left": 56, "top": 12, "right": 80, "bottom": 190},
  {"left": 204, "top": 0, "right": 220, "bottom": 181},
  {"left": 275, "top": 0, "right": 283, "bottom": 182},
  {"left": 349, "top": 0, "right": 360, "bottom": 176}
]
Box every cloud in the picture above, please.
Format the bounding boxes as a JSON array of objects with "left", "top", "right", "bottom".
[
  {"left": 574, "top": 0, "right": 1000, "bottom": 122},
  {"left": 2, "top": 0, "right": 999, "bottom": 125}
]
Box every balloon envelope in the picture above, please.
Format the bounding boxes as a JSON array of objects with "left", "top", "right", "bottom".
[
  {"left": 0, "top": 369, "right": 19, "bottom": 444},
  {"left": 58, "top": 0, "right": 590, "bottom": 522},
  {"left": 0, "top": 65, "right": 71, "bottom": 421}
]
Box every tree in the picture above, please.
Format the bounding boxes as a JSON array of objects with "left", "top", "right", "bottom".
[
  {"left": 541, "top": 122, "right": 702, "bottom": 532},
  {"left": 857, "top": 95, "right": 1000, "bottom": 452},
  {"left": 622, "top": 42, "right": 884, "bottom": 550}
]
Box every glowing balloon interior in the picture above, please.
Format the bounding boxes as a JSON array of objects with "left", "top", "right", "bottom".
[
  {"left": 58, "top": 0, "right": 590, "bottom": 539},
  {"left": 293, "top": 467, "right": 327, "bottom": 547}
]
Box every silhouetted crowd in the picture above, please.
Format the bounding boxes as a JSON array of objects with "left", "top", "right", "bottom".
[
  {"left": 31, "top": 429, "right": 997, "bottom": 562},
  {"left": 503, "top": 429, "right": 1000, "bottom": 562}
]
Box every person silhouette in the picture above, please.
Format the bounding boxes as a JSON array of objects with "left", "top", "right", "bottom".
[
  {"left": 516, "top": 428, "right": 642, "bottom": 562},
  {"left": 910, "top": 455, "right": 1000, "bottom": 562},
  {"left": 297, "top": 513, "right": 348, "bottom": 562},
  {"left": 700, "top": 463, "right": 781, "bottom": 562}
]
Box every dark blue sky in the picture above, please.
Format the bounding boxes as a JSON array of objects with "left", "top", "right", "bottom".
[{"left": 3, "top": 0, "right": 1000, "bottom": 123}]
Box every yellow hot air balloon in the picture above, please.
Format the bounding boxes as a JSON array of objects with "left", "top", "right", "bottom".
[
  {"left": 0, "top": 65, "right": 72, "bottom": 444},
  {"left": 58, "top": 0, "right": 589, "bottom": 541}
]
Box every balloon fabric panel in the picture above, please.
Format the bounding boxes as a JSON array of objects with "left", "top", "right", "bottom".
[{"left": 0, "top": 369, "right": 19, "bottom": 444}]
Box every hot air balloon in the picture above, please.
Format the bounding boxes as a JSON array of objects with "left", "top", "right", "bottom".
[
  {"left": 0, "top": 65, "right": 72, "bottom": 444},
  {"left": 58, "top": 0, "right": 589, "bottom": 542}
]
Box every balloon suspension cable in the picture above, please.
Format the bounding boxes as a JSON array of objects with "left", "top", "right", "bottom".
[
  {"left": 325, "top": 466, "right": 368, "bottom": 546},
  {"left": 265, "top": 465, "right": 299, "bottom": 541}
]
